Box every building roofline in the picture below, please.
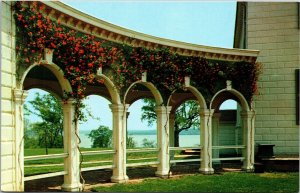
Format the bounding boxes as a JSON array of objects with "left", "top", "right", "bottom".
[{"left": 39, "top": 1, "right": 259, "bottom": 62}]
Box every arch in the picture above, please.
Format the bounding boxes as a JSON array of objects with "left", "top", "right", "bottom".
[
  {"left": 94, "top": 74, "right": 121, "bottom": 104},
  {"left": 126, "top": 95, "right": 154, "bottom": 106},
  {"left": 210, "top": 88, "right": 250, "bottom": 111},
  {"left": 167, "top": 86, "right": 207, "bottom": 110},
  {"left": 123, "top": 81, "right": 163, "bottom": 106},
  {"left": 25, "top": 87, "right": 62, "bottom": 101},
  {"left": 20, "top": 62, "right": 72, "bottom": 93}
]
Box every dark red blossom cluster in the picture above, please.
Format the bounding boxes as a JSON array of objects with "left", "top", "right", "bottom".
[{"left": 14, "top": 1, "right": 119, "bottom": 101}]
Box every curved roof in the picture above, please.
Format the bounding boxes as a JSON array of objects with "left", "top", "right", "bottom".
[{"left": 38, "top": 1, "right": 259, "bottom": 62}]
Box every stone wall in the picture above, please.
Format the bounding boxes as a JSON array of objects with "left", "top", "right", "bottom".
[
  {"left": 1, "top": 1, "right": 17, "bottom": 191},
  {"left": 247, "top": 2, "right": 299, "bottom": 154}
]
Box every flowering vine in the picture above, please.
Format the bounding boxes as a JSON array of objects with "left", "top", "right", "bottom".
[{"left": 14, "top": 1, "right": 261, "bottom": 122}]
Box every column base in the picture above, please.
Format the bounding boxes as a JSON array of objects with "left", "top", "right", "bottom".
[
  {"left": 155, "top": 170, "right": 172, "bottom": 178},
  {"left": 111, "top": 175, "right": 129, "bottom": 183},
  {"left": 199, "top": 168, "right": 214, "bottom": 174},
  {"left": 242, "top": 165, "right": 254, "bottom": 172},
  {"left": 61, "top": 183, "right": 82, "bottom": 192}
]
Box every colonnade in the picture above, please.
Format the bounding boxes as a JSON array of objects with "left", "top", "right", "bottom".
[{"left": 16, "top": 62, "right": 256, "bottom": 192}]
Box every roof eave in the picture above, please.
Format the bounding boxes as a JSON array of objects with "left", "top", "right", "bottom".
[{"left": 39, "top": 1, "right": 259, "bottom": 62}]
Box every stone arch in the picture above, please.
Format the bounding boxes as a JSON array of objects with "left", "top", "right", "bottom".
[
  {"left": 210, "top": 88, "right": 250, "bottom": 111},
  {"left": 209, "top": 86, "right": 255, "bottom": 172},
  {"left": 20, "top": 62, "right": 72, "bottom": 94},
  {"left": 167, "top": 86, "right": 208, "bottom": 111},
  {"left": 123, "top": 81, "right": 164, "bottom": 106},
  {"left": 94, "top": 74, "right": 121, "bottom": 104},
  {"left": 25, "top": 87, "right": 62, "bottom": 101}
]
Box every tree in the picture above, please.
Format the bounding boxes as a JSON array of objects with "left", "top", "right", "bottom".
[
  {"left": 141, "top": 99, "right": 200, "bottom": 147},
  {"left": 88, "top": 125, "right": 112, "bottom": 148},
  {"left": 127, "top": 136, "right": 137, "bottom": 148},
  {"left": 24, "top": 92, "right": 63, "bottom": 153},
  {"left": 142, "top": 138, "right": 156, "bottom": 148},
  {"left": 23, "top": 117, "right": 39, "bottom": 148}
]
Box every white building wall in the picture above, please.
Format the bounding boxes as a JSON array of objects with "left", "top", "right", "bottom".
[
  {"left": 247, "top": 2, "right": 299, "bottom": 154},
  {"left": 1, "top": 1, "right": 17, "bottom": 191}
]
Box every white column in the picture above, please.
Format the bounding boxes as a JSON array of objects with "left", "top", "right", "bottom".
[
  {"left": 199, "top": 109, "right": 214, "bottom": 174},
  {"left": 155, "top": 106, "right": 172, "bottom": 177},
  {"left": 169, "top": 113, "right": 175, "bottom": 148},
  {"left": 61, "top": 99, "right": 82, "bottom": 192},
  {"left": 212, "top": 112, "right": 221, "bottom": 164},
  {"left": 13, "top": 89, "right": 28, "bottom": 191},
  {"left": 126, "top": 112, "right": 130, "bottom": 142},
  {"left": 241, "top": 110, "right": 255, "bottom": 172},
  {"left": 169, "top": 113, "right": 175, "bottom": 161},
  {"left": 110, "top": 104, "right": 129, "bottom": 183}
]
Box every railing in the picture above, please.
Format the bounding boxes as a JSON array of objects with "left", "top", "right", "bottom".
[
  {"left": 24, "top": 171, "right": 68, "bottom": 181},
  {"left": 126, "top": 148, "right": 159, "bottom": 167},
  {"left": 24, "top": 153, "right": 68, "bottom": 181},
  {"left": 24, "top": 149, "right": 116, "bottom": 181},
  {"left": 212, "top": 145, "right": 245, "bottom": 162},
  {"left": 81, "top": 149, "right": 115, "bottom": 156},
  {"left": 24, "top": 145, "right": 247, "bottom": 182},
  {"left": 80, "top": 149, "right": 115, "bottom": 171},
  {"left": 169, "top": 146, "right": 202, "bottom": 164},
  {"left": 24, "top": 153, "right": 69, "bottom": 161},
  {"left": 212, "top": 145, "right": 245, "bottom": 150}
]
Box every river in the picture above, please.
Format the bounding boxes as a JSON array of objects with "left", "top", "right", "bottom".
[{"left": 79, "top": 132, "right": 200, "bottom": 148}]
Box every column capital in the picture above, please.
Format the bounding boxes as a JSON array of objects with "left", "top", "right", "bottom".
[
  {"left": 240, "top": 110, "right": 255, "bottom": 118},
  {"left": 154, "top": 105, "right": 172, "bottom": 114},
  {"left": 199, "top": 109, "right": 214, "bottom": 116},
  {"left": 109, "top": 104, "right": 129, "bottom": 113},
  {"left": 61, "top": 99, "right": 78, "bottom": 110},
  {"left": 13, "top": 89, "right": 28, "bottom": 105},
  {"left": 61, "top": 98, "right": 77, "bottom": 104}
]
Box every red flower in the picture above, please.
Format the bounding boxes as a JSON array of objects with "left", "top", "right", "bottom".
[
  {"left": 50, "top": 42, "right": 56, "bottom": 48},
  {"left": 79, "top": 49, "right": 84, "bottom": 55}
]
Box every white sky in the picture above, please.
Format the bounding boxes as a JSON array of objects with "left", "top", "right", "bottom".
[{"left": 25, "top": 1, "right": 237, "bottom": 131}]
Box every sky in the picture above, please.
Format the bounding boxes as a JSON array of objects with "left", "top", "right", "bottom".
[{"left": 25, "top": 1, "right": 237, "bottom": 131}]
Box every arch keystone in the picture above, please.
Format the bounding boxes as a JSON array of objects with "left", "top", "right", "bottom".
[
  {"left": 226, "top": 80, "right": 232, "bottom": 90},
  {"left": 43, "top": 48, "right": 54, "bottom": 64}
]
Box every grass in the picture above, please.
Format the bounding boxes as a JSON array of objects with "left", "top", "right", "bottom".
[{"left": 92, "top": 172, "right": 299, "bottom": 193}]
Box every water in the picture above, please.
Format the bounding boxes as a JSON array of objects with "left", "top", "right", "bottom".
[{"left": 79, "top": 131, "right": 200, "bottom": 148}]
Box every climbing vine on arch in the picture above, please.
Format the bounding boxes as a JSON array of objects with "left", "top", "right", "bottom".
[{"left": 14, "top": 1, "right": 261, "bottom": 122}]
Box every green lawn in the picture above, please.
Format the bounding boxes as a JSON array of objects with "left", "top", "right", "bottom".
[{"left": 92, "top": 172, "right": 299, "bottom": 193}]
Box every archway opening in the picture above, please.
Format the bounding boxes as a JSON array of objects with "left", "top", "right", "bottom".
[
  {"left": 124, "top": 83, "right": 161, "bottom": 177},
  {"left": 211, "top": 90, "right": 247, "bottom": 170},
  {"left": 218, "top": 99, "right": 242, "bottom": 158},
  {"left": 23, "top": 88, "right": 65, "bottom": 186},
  {"left": 167, "top": 88, "right": 204, "bottom": 173},
  {"left": 21, "top": 64, "right": 72, "bottom": 191},
  {"left": 174, "top": 100, "right": 200, "bottom": 148},
  {"left": 79, "top": 95, "right": 114, "bottom": 172},
  {"left": 127, "top": 98, "right": 157, "bottom": 148}
]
